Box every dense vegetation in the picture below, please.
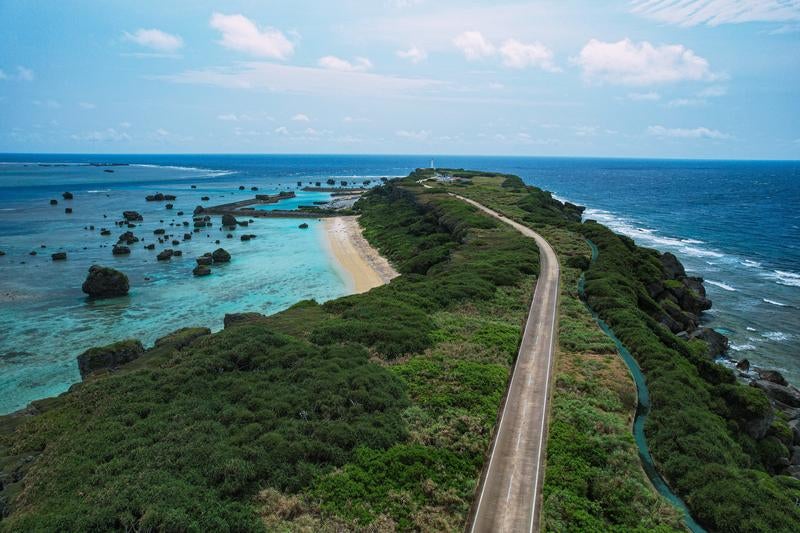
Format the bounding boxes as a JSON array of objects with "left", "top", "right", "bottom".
[
  {"left": 5, "top": 169, "right": 796, "bottom": 531},
  {"left": 433, "top": 172, "right": 683, "bottom": 531},
  {"left": 429, "top": 170, "right": 800, "bottom": 532},
  {"left": 580, "top": 221, "right": 800, "bottom": 531},
  {"left": 0, "top": 177, "right": 540, "bottom": 531}
]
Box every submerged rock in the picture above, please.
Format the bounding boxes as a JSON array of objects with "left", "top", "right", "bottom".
[
  {"left": 298, "top": 223, "right": 309, "bottom": 229},
  {"left": 118, "top": 231, "right": 138, "bottom": 245},
  {"left": 62, "top": 191, "right": 73, "bottom": 200},
  {"left": 65, "top": 207, "right": 73, "bottom": 214},
  {"left": 193, "top": 265, "right": 211, "bottom": 276},
  {"left": 81, "top": 265, "right": 129, "bottom": 298},
  {"left": 49, "top": 199, "right": 58, "bottom": 205},
  {"left": 157, "top": 249, "right": 174, "bottom": 261},
  {"left": 222, "top": 214, "right": 238, "bottom": 227},
  {"left": 112, "top": 245, "right": 131, "bottom": 255},
  {"left": 123, "top": 210, "right": 143, "bottom": 222},
  {"left": 145, "top": 193, "right": 165, "bottom": 202},
  {"left": 196, "top": 255, "right": 212, "bottom": 266},
  {"left": 212, "top": 248, "right": 231, "bottom": 263},
  {"left": 77, "top": 339, "right": 144, "bottom": 379},
  {"left": 51, "top": 252, "right": 67, "bottom": 261}
]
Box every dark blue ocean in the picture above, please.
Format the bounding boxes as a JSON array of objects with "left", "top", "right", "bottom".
[{"left": 1, "top": 154, "right": 798, "bottom": 414}]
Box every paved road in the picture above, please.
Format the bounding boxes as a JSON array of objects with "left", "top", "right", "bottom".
[{"left": 452, "top": 193, "right": 561, "bottom": 533}]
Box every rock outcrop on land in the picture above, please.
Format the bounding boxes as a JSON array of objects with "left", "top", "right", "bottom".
[
  {"left": 81, "top": 265, "right": 129, "bottom": 298},
  {"left": 77, "top": 339, "right": 144, "bottom": 379}
]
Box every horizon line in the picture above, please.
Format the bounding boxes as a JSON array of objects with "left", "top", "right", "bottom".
[{"left": 1, "top": 151, "right": 798, "bottom": 163}]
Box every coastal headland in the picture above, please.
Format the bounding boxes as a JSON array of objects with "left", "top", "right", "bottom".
[{"left": 1, "top": 169, "right": 798, "bottom": 532}]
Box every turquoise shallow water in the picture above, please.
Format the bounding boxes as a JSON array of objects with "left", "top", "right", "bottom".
[{"left": 0, "top": 164, "right": 354, "bottom": 414}]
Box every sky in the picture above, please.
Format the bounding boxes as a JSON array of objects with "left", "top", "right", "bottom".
[{"left": 0, "top": 0, "right": 798, "bottom": 159}]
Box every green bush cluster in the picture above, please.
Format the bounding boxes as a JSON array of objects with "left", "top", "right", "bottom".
[
  {"left": 1, "top": 327, "right": 408, "bottom": 531},
  {"left": 580, "top": 221, "right": 800, "bottom": 531}
]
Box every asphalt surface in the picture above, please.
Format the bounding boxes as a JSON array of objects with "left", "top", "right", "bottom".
[{"left": 454, "top": 194, "right": 560, "bottom": 533}]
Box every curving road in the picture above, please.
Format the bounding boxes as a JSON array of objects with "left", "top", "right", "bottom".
[{"left": 452, "top": 193, "right": 561, "bottom": 533}]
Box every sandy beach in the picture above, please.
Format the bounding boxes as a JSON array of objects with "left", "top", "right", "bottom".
[{"left": 323, "top": 216, "right": 399, "bottom": 293}]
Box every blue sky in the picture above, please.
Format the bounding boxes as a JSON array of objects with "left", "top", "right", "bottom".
[{"left": 1, "top": 0, "right": 798, "bottom": 158}]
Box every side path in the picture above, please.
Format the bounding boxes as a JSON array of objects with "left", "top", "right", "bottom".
[{"left": 452, "top": 194, "right": 561, "bottom": 533}]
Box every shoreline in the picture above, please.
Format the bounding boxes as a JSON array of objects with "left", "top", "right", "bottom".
[{"left": 322, "top": 216, "right": 398, "bottom": 294}]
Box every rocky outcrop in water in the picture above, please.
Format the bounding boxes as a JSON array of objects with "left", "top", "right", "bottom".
[
  {"left": 211, "top": 248, "right": 230, "bottom": 263},
  {"left": 112, "top": 245, "right": 130, "bottom": 255},
  {"left": 192, "top": 265, "right": 211, "bottom": 276},
  {"left": 157, "top": 249, "right": 174, "bottom": 261},
  {"left": 77, "top": 339, "right": 144, "bottom": 379},
  {"left": 222, "top": 214, "right": 237, "bottom": 227},
  {"left": 51, "top": 252, "right": 67, "bottom": 261},
  {"left": 62, "top": 192, "right": 73, "bottom": 200},
  {"left": 123, "top": 211, "right": 143, "bottom": 222},
  {"left": 81, "top": 265, "right": 129, "bottom": 298}
]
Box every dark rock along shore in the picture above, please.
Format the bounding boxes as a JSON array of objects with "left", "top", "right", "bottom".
[{"left": 654, "top": 251, "right": 800, "bottom": 478}]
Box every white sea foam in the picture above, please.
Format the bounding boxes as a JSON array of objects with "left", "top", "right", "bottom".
[
  {"left": 746, "top": 326, "right": 757, "bottom": 332},
  {"left": 762, "top": 298, "right": 787, "bottom": 307},
  {"left": 770, "top": 270, "right": 800, "bottom": 288},
  {"left": 706, "top": 280, "right": 737, "bottom": 292},
  {"left": 730, "top": 343, "right": 756, "bottom": 352},
  {"left": 86, "top": 189, "right": 111, "bottom": 193},
  {"left": 741, "top": 259, "right": 762, "bottom": 268},
  {"left": 582, "top": 207, "right": 725, "bottom": 259},
  {"left": 762, "top": 331, "right": 792, "bottom": 342}
]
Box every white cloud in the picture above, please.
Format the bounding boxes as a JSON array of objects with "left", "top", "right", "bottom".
[
  {"left": 396, "top": 46, "right": 427, "bottom": 63},
  {"left": 71, "top": 128, "right": 131, "bottom": 142},
  {"left": 630, "top": 0, "right": 800, "bottom": 27},
  {"left": 160, "top": 61, "right": 441, "bottom": 97},
  {"left": 16, "top": 66, "right": 34, "bottom": 81},
  {"left": 304, "top": 127, "right": 320, "bottom": 136},
  {"left": 666, "top": 98, "right": 702, "bottom": 107},
  {"left": 698, "top": 85, "right": 728, "bottom": 97},
  {"left": 210, "top": 12, "right": 294, "bottom": 60},
  {"left": 499, "top": 39, "right": 559, "bottom": 71},
  {"left": 155, "top": 128, "right": 169, "bottom": 137},
  {"left": 33, "top": 99, "right": 61, "bottom": 109},
  {"left": 574, "top": 125, "right": 598, "bottom": 136},
  {"left": 647, "top": 125, "right": 730, "bottom": 139},
  {"left": 79, "top": 102, "right": 96, "bottom": 109},
  {"left": 453, "top": 32, "right": 559, "bottom": 72},
  {"left": 217, "top": 113, "right": 239, "bottom": 121},
  {"left": 291, "top": 113, "right": 310, "bottom": 122},
  {"left": 1, "top": 66, "right": 34, "bottom": 81},
  {"left": 453, "top": 31, "right": 495, "bottom": 60},
  {"left": 123, "top": 28, "right": 183, "bottom": 52},
  {"left": 396, "top": 129, "right": 430, "bottom": 140},
  {"left": 318, "top": 56, "right": 373, "bottom": 72},
  {"left": 119, "top": 121, "right": 132, "bottom": 128},
  {"left": 274, "top": 126, "right": 289, "bottom": 135},
  {"left": 628, "top": 91, "right": 661, "bottom": 101},
  {"left": 574, "top": 38, "right": 717, "bottom": 85}
]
